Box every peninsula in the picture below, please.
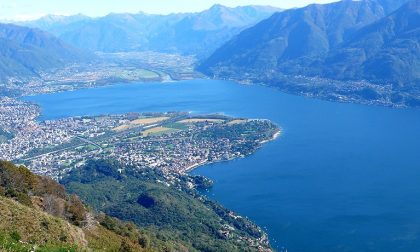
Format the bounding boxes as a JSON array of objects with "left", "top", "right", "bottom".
[{"left": 0, "top": 97, "right": 280, "bottom": 180}]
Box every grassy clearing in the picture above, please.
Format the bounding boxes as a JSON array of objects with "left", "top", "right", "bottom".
[
  {"left": 112, "top": 125, "right": 130, "bottom": 132},
  {"left": 134, "top": 69, "right": 160, "bottom": 79},
  {"left": 131, "top": 117, "right": 169, "bottom": 125},
  {"left": 0, "top": 196, "right": 86, "bottom": 249},
  {"left": 110, "top": 68, "right": 160, "bottom": 80},
  {"left": 228, "top": 119, "right": 247, "bottom": 125},
  {"left": 164, "top": 122, "right": 190, "bottom": 130},
  {"left": 142, "top": 127, "right": 179, "bottom": 136},
  {"left": 113, "top": 116, "right": 170, "bottom": 132},
  {"left": 0, "top": 232, "right": 78, "bottom": 252}
]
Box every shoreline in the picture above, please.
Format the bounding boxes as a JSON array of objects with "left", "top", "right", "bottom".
[
  {"left": 209, "top": 75, "right": 418, "bottom": 110},
  {"left": 184, "top": 128, "right": 281, "bottom": 174},
  {"left": 261, "top": 129, "right": 282, "bottom": 144}
]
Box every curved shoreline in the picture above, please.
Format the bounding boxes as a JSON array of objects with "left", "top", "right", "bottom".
[{"left": 184, "top": 128, "right": 282, "bottom": 173}]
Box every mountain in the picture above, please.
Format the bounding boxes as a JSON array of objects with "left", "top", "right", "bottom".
[
  {"left": 55, "top": 12, "right": 186, "bottom": 53},
  {"left": 148, "top": 5, "right": 282, "bottom": 57},
  {"left": 0, "top": 161, "right": 155, "bottom": 251},
  {"left": 22, "top": 5, "right": 281, "bottom": 57},
  {"left": 377, "top": 0, "right": 413, "bottom": 13},
  {"left": 199, "top": 0, "right": 419, "bottom": 105},
  {"left": 61, "top": 159, "right": 273, "bottom": 252},
  {"left": 0, "top": 158, "right": 272, "bottom": 251},
  {"left": 325, "top": 0, "right": 420, "bottom": 86},
  {"left": 200, "top": 0, "right": 409, "bottom": 71},
  {"left": 17, "top": 14, "right": 90, "bottom": 31},
  {"left": 0, "top": 23, "right": 92, "bottom": 81}
]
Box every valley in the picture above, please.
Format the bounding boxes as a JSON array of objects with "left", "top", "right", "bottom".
[
  {"left": 0, "top": 0, "right": 419, "bottom": 251},
  {"left": 1, "top": 52, "right": 199, "bottom": 96}
]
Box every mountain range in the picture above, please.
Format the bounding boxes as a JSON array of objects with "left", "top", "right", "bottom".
[
  {"left": 199, "top": 0, "right": 419, "bottom": 95},
  {"left": 1, "top": 1, "right": 419, "bottom": 106},
  {"left": 0, "top": 23, "right": 91, "bottom": 81},
  {"left": 21, "top": 5, "right": 281, "bottom": 58}
]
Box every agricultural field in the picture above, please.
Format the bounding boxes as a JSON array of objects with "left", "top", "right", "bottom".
[
  {"left": 228, "top": 119, "right": 247, "bottom": 125},
  {"left": 109, "top": 68, "right": 160, "bottom": 80},
  {"left": 142, "top": 126, "right": 180, "bottom": 136},
  {"left": 113, "top": 116, "right": 170, "bottom": 132}
]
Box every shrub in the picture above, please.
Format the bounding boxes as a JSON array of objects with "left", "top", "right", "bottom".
[
  {"left": 16, "top": 192, "right": 32, "bottom": 206},
  {"left": 119, "top": 238, "right": 135, "bottom": 252},
  {"left": 138, "top": 234, "right": 151, "bottom": 248},
  {"left": 66, "top": 195, "right": 87, "bottom": 226},
  {"left": 9, "top": 231, "right": 21, "bottom": 242}
]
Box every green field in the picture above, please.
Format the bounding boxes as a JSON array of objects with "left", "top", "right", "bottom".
[
  {"left": 141, "top": 126, "right": 180, "bottom": 136},
  {"left": 111, "top": 68, "right": 160, "bottom": 80}
]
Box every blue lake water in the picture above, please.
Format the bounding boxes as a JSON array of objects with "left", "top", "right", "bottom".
[{"left": 25, "top": 79, "right": 420, "bottom": 251}]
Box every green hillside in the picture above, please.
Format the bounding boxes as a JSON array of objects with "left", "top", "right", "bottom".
[
  {"left": 61, "top": 159, "right": 272, "bottom": 252},
  {"left": 0, "top": 160, "right": 169, "bottom": 251},
  {"left": 199, "top": 0, "right": 420, "bottom": 107},
  {"left": 0, "top": 23, "right": 92, "bottom": 81},
  {"left": 0, "top": 159, "right": 272, "bottom": 251}
]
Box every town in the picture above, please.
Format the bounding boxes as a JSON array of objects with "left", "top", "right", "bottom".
[{"left": 0, "top": 97, "right": 279, "bottom": 179}]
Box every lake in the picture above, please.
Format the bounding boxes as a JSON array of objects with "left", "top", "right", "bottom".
[{"left": 25, "top": 79, "right": 420, "bottom": 251}]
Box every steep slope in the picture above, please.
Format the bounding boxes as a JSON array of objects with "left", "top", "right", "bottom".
[
  {"left": 0, "top": 23, "right": 92, "bottom": 81},
  {"left": 199, "top": 0, "right": 405, "bottom": 72},
  {"left": 61, "top": 159, "right": 273, "bottom": 252},
  {"left": 0, "top": 196, "right": 86, "bottom": 250},
  {"left": 22, "top": 5, "right": 280, "bottom": 57},
  {"left": 377, "top": 0, "right": 413, "bottom": 13},
  {"left": 0, "top": 157, "right": 273, "bottom": 251},
  {"left": 0, "top": 160, "right": 169, "bottom": 251},
  {"left": 199, "top": 0, "right": 418, "bottom": 106},
  {"left": 325, "top": 0, "right": 420, "bottom": 86}
]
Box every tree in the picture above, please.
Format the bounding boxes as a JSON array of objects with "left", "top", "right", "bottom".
[
  {"left": 66, "top": 194, "right": 87, "bottom": 226},
  {"left": 43, "top": 194, "right": 65, "bottom": 218}
]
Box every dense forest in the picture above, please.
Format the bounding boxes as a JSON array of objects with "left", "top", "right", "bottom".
[{"left": 61, "top": 159, "right": 272, "bottom": 252}]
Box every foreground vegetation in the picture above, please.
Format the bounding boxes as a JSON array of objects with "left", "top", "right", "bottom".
[
  {"left": 61, "top": 159, "right": 272, "bottom": 252},
  {"left": 0, "top": 160, "right": 272, "bottom": 251},
  {"left": 0, "top": 160, "right": 172, "bottom": 251}
]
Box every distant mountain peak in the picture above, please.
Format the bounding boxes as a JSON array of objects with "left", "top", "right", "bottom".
[
  {"left": 209, "top": 4, "right": 225, "bottom": 9},
  {"left": 15, "top": 5, "right": 280, "bottom": 57}
]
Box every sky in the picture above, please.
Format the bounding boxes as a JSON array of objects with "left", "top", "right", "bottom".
[{"left": 0, "top": 0, "right": 338, "bottom": 21}]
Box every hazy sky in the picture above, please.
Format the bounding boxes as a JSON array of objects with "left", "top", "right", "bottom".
[{"left": 0, "top": 0, "right": 339, "bottom": 21}]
